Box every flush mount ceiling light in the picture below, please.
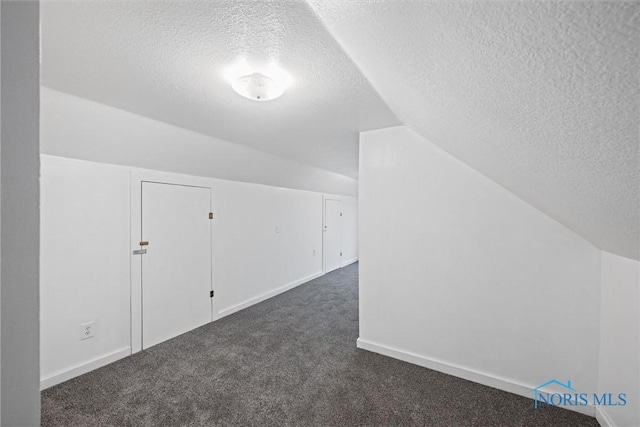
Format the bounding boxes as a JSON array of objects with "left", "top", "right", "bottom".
[
  {"left": 224, "top": 59, "right": 292, "bottom": 102},
  {"left": 231, "top": 72, "right": 284, "bottom": 101}
]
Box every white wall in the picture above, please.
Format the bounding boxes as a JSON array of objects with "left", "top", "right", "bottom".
[
  {"left": 41, "top": 155, "right": 358, "bottom": 387},
  {"left": 1, "top": 2, "right": 40, "bottom": 425},
  {"left": 213, "top": 181, "right": 322, "bottom": 315},
  {"left": 340, "top": 197, "right": 358, "bottom": 265},
  {"left": 1, "top": 10, "right": 3, "bottom": 421},
  {"left": 597, "top": 251, "right": 639, "bottom": 427},
  {"left": 40, "top": 87, "right": 358, "bottom": 197},
  {"left": 40, "top": 158, "right": 131, "bottom": 387},
  {"left": 358, "top": 126, "right": 601, "bottom": 414}
]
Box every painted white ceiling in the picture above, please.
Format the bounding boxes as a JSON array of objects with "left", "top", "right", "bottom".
[
  {"left": 43, "top": 1, "right": 638, "bottom": 259},
  {"left": 40, "top": 0, "right": 399, "bottom": 179},
  {"left": 310, "top": 1, "right": 639, "bottom": 260}
]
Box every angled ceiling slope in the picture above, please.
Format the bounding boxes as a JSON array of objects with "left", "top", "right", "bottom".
[
  {"left": 41, "top": 0, "right": 399, "bottom": 179},
  {"left": 310, "top": 1, "right": 640, "bottom": 260}
]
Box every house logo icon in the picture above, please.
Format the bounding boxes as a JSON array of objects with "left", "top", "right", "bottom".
[
  {"left": 530, "top": 379, "right": 627, "bottom": 409},
  {"left": 530, "top": 379, "right": 576, "bottom": 409}
]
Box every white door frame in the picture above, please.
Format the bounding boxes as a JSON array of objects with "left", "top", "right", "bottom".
[
  {"left": 322, "top": 196, "right": 342, "bottom": 274},
  {"left": 130, "top": 171, "right": 214, "bottom": 354}
]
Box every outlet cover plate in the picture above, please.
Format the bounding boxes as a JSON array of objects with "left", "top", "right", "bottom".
[{"left": 81, "top": 321, "right": 95, "bottom": 340}]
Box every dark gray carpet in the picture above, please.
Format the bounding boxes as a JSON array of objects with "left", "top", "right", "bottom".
[{"left": 42, "top": 263, "right": 598, "bottom": 426}]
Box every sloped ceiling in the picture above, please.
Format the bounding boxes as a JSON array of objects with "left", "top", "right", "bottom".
[
  {"left": 43, "top": 1, "right": 638, "bottom": 260},
  {"left": 310, "top": 1, "right": 639, "bottom": 260},
  {"left": 41, "top": 0, "right": 399, "bottom": 179}
]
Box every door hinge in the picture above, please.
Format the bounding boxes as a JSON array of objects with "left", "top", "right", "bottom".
[
  {"left": 209, "top": 212, "right": 214, "bottom": 219},
  {"left": 210, "top": 290, "right": 214, "bottom": 298},
  {"left": 139, "top": 241, "right": 149, "bottom": 246}
]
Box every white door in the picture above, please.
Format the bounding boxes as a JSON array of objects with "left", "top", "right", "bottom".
[
  {"left": 323, "top": 199, "right": 342, "bottom": 273},
  {"left": 141, "top": 182, "right": 212, "bottom": 349}
]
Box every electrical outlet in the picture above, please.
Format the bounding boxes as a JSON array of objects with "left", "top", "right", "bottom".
[
  {"left": 313, "top": 248, "right": 317, "bottom": 256},
  {"left": 275, "top": 225, "right": 281, "bottom": 234},
  {"left": 80, "top": 321, "right": 95, "bottom": 340}
]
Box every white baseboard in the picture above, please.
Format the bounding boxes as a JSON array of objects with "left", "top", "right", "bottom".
[
  {"left": 356, "top": 338, "right": 595, "bottom": 418},
  {"left": 217, "top": 271, "right": 324, "bottom": 319},
  {"left": 40, "top": 273, "right": 324, "bottom": 390},
  {"left": 343, "top": 257, "right": 359, "bottom": 267},
  {"left": 40, "top": 346, "right": 131, "bottom": 390},
  {"left": 595, "top": 407, "right": 614, "bottom": 427}
]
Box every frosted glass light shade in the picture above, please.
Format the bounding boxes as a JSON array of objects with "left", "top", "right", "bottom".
[{"left": 231, "top": 72, "right": 284, "bottom": 101}]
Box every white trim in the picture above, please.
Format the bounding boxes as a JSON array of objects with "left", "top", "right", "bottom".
[
  {"left": 342, "top": 257, "right": 358, "bottom": 267},
  {"left": 130, "top": 171, "right": 215, "bottom": 354},
  {"left": 595, "top": 407, "right": 614, "bottom": 427},
  {"left": 40, "top": 270, "right": 321, "bottom": 390},
  {"left": 217, "top": 271, "right": 323, "bottom": 319},
  {"left": 322, "top": 196, "right": 343, "bottom": 274},
  {"left": 356, "top": 338, "right": 596, "bottom": 418},
  {"left": 40, "top": 347, "right": 131, "bottom": 390}
]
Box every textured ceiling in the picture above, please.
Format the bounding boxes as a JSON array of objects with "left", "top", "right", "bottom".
[
  {"left": 42, "top": 1, "right": 639, "bottom": 259},
  {"left": 310, "top": 1, "right": 640, "bottom": 260},
  {"left": 41, "top": 0, "right": 399, "bottom": 179}
]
